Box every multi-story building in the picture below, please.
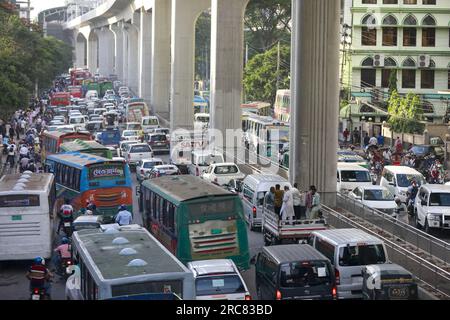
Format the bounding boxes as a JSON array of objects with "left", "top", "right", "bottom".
[{"left": 346, "top": 0, "right": 450, "bottom": 134}]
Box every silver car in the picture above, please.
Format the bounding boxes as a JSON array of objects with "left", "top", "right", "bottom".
[{"left": 136, "top": 158, "right": 164, "bottom": 182}]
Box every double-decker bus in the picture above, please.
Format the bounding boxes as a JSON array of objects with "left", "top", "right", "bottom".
[
  {"left": 138, "top": 175, "right": 250, "bottom": 270},
  {"left": 245, "top": 114, "right": 290, "bottom": 159},
  {"left": 274, "top": 89, "right": 291, "bottom": 122},
  {"left": 44, "top": 153, "right": 132, "bottom": 221},
  {"left": 68, "top": 86, "right": 83, "bottom": 98},
  {"left": 60, "top": 139, "right": 113, "bottom": 159},
  {"left": 0, "top": 173, "right": 56, "bottom": 261},
  {"left": 51, "top": 92, "right": 71, "bottom": 107},
  {"left": 41, "top": 131, "right": 92, "bottom": 162}
]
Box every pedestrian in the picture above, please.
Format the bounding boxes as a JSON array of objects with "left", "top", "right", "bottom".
[
  {"left": 369, "top": 134, "right": 378, "bottom": 147},
  {"left": 264, "top": 187, "right": 275, "bottom": 210},
  {"left": 377, "top": 133, "right": 384, "bottom": 146},
  {"left": 363, "top": 133, "right": 370, "bottom": 147},
  {"left": 273, "top": 184, "right": 284, "bottom": 217},
  {"left": 9, "top": 125, "right": 14, "bottom": 139},
  {"left": 6, "top": 139, "right": 16, "bottom": 167},
  {"left": 306, "top": 185, "right": 321, "bottom": 219},
  {"left": 353, "top": 128, "right": 360, "bottom": 144},
  {"left": 19, "top": 156, "right": 29, "bottom": 173},
  {"left": 394, "top": 137, "right": 403, "bottom": 155},
  {"left": 280, "top": 186, "right": 295, "bottom": 223},
  {"left": 343, "top": 128, "right": 350, "bottom": 143},
  {"left": 115, "top": 205, "right": 133, "bottom": 226},
  {"left": 291, "top": 183, "right": 302, "bottom": 220}
]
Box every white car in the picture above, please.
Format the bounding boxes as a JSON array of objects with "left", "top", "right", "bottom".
[
  {"left": 136, "top": 158, "right": 164, "bottom": 182},
  {"left": 187, "top": 259, "right": 251, "bottom": 300},
  {"left": 348, "top": 185, "right": 397, "bottom": 215},
  {"left": 202, "top": 163, "right": 245, "bottom": 186},
  {"left": 414, "top": 184, "right": 450, "bottom": 234},
  {"left": 122, "top": 143, "right": 153, "bottom": 167},
  {"left": 118, "top": 140, "right": 140, "bottom": 157},
  {"left": 121, "top": 130, "right": 141, "bottom": 141},
  {"left": 68, "top": 115, "right": 87, "bottom": 130}
]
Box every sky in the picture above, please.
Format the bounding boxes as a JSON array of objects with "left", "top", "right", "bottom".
[{"left": 30, "top": 0, "right": 66, "bottom": 19}]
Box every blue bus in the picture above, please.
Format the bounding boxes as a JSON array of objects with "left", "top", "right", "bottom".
[
  {"left": 44, "top": 153, "right": 132, "bottom": 222},
  {"left": 194, "top": 96, "right": 209, "bottom": 114},
  {"left": 96, "top": 129, "right": 121, "bottom": 148}
]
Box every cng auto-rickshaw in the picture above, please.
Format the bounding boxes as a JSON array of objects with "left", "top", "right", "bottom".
[{"left": 362, "top": 264, "right": 418, "bottom": 300}]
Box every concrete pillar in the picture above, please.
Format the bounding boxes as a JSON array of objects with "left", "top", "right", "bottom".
[
  {"left": 139, "top": 8, "right": 152, "bottom": 104},
  {"left": 87, "top": 30, "right": 99, "bottom": 73},
  {"left": 75, "top": 32, "right": 87, "bottom": 68},
  {"left": 151, "top": 0, "right": 171, "bottom": 117},
  {"left": 210, "top": 0, "right": 249, "bottom": 143},
  {"left": 170, "top": 0, "right": 210, "bottom": 131},
  {"left": 97, "top": 28, "right": 113, "bottom": 77},
  {"left": 110, "top": 23, "right": 124, "bottom": 80},
  {"left": 290, "top": 0, "right": 340, "bottom": 206},
  {"left": 122, "top": 23, "right": 129, "bottom": 85},
  {"left": 126, "top": 22, "right": 139, "bottom": 95}
]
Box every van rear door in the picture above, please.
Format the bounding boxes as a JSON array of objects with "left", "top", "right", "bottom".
[{"left": 278, "top": 261, "right": 334, "bottom": 300}]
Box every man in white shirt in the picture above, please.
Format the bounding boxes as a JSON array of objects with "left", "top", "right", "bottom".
[
  {"left": 115, "top": 205, "right": 133, "bottom": 226},
  {"left": 291, "top": 183, "right": 303, "bottom": 220},
  {"left": 369, "top": 135, "right": 378, "bottom": 146},
  {"left": 19, "top": 145, "right": 29, "bottom": 159}
]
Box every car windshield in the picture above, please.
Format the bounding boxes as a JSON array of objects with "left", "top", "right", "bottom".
[
  {"left": 143, "top": 161, "right": 162, "bottom": 168},
  {"left": 340, "top": 170, "right": 371, "bottom": 182},
  {"left": 196, "top": 117, "right": 209, "bottom": 123},
  {"left": 130, "top": 145, "right": 151, "bottom": 153},
  {"left": 364, "top": 189, "right": 394, "bottom": 201},
  {"left": 195, "top": 275, "right": 246, "bottom": 296},
  {"left": 339, "top": 244, "right": 386, "bottom": 266},
  {"left": 214, "top": 165, "right": 238, "bottom": 174},
  {"left": 429, "top": 193, "right": 450, "bottom": 206},
  {"left": 70, "top": 118, "right": 84, "bottom": 124},
  {"left": 197, "top": 155, "right": 224, "bottom": 166},
  {"left": 150, "top": 135, "right": 167, "bottom": 142},
  {"left": 128, "top": 124, "right": 141, "bottom": 130},
  {"left": 396, "top": 174, "right": 424, "bottom": 187},
  {"left": 124, "top": 131, "right": 138, "bottom": 136},
  {"left": 143, "top": 118, "right": 159, "bottom": 126},
  {"left": 411, "top": 146, "right": 429, "bottom": 155},
  {"left": 280, "top": 261, "right": 332, "bottom": 288}
]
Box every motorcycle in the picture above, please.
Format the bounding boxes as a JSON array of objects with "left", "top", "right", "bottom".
[
  {"left": 30, "top": 286, "right": 50, "bottom": 300},
  {"left": 59, "top": 257, "right": 73, "bottom": 279},
  {"left": 62, "top": 217, "right": 73, "bottom": 237}
]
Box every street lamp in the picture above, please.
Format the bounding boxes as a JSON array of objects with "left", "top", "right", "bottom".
[{"left": 360, "top": 116, "right": 366, "bottom": 148}]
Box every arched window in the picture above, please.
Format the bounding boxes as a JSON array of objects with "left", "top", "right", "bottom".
[
  {"left": 382, "top": 58, "right": 397, "bottom": 88},
  {"left": 421, "top": 59, "right": 435, "bottom": 89},
  {"left": 402, "top": 58, "right": 416, "bottom": 89},
  {"left": 360, "top": 104, "right": 376, "bottom": 113},
  {"left": 403, "top": 15, "right": 417, "bottom": 46},
  {"left": 382, "top": 15, "right": 398, "bottom": 46},
  {"left": 361, "top": 57, "right": 376, "bottom": 88},
  {"left": 361, "top": 15, "right": 377, "bottom": 46},
  {"left": 422, "top": 15, "right": 436, "bottom": 47}
]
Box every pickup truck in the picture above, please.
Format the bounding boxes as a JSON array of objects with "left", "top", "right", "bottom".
[
  {"left": 201, "top": 163, "right": 245, "bottom": 186},
  {"left": 262, "top": 205, "right": 328, "bottom": 246},
  {"left": 122, "top": 143, "right": 153, "bottom": 169}
]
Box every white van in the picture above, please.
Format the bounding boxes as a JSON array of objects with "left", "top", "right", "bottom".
[
  {"left": 141, "top": 116, "right": 160, "bottom": 133},
  {"left": 85, "top": 90, "right": 98, "bottom": 101},
  {"left": 189, "top": 149, "right": 224, "bottom": 176},
  {"left": 380, "top": 166, "right": 425, "bottom": 203},
  {"left": 68, "top": 115, "right": 86, "bottom": 130},
  {"left": 337, "top": 163, "right": 372, "bottom": 194},
  {"left": 414, "top": 184, "right": 450, "bottom": 233},
  {"left": 241, "top": 174, "right": 291, "bottom": 231},
  {"left": 309, "top": 228, "right": 388, "bottom": 300}
]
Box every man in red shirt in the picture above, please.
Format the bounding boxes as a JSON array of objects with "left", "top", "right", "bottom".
[{"left": 26, "top": 257, "right": 53, "bottom": 298}]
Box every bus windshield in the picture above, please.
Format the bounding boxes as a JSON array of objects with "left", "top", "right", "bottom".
[{"left": 88, "top": 163, "right": 125, "bottom": 181}]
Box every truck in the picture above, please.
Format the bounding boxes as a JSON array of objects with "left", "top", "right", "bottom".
[
  {"left": 126, "top": 99, "right": 150, "bottom": 123},
  {"left": 99, "top": 81, "right": 114, "bottom": 97},
  {"left": 262, "top": 205, "right": 328, "bottom": 246}
]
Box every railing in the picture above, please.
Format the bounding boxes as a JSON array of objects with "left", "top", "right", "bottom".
[
  {"left": 322, "top": 204, "right": 450, "bottom": 299},
  {"left": 337, "top": 192, "right": 450, "bottom": 266}
]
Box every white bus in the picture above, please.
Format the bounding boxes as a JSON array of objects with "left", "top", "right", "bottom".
[
  {"left": 0, "top": 173, "right": 56, "bottom": 261},
  {"left": 245, "top": 114, "right": 290, "bottom": 159},
  {"left": 66, "top": 224, "right": 195, "bottom": 300},
  {"left": 274, "top": 89, "right": 291, "bottom": 122}
]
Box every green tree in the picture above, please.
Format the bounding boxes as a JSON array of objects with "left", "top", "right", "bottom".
[
  {"left": 388, "top": 91, "right": 424, "bottom": 134},
  {"left": 243, "top": 43, "right": 290, "bottom": 104},
  {"left": 388, "top": 70, "right": 398, "bottom": 96}
]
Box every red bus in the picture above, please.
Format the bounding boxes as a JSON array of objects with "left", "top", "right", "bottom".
[
  {"left": 41, "top": 131, "right": 92, "bottom": 162},
  {"left": 50, "top": 92, "right": 71, "bottom": 106},
  {"left": 67, "top": 86, "right": 83, "bottom": 98},
  {"left": 70, "top": 68, "right": 91, "bottom": 86}
]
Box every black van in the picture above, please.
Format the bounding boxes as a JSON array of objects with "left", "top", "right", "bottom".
[{"left": 254, "top": 244, "right": 337, "bottom": 300}]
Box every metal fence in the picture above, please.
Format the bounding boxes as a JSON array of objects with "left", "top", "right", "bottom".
[
  {"left": 323, "top": 205, "right": 450, "bottom": 299},
  {"left": 337, "top": 193, "right": 450, "bottom": 266}
]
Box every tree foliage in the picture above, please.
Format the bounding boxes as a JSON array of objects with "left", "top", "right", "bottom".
[
  {"left": 0, "top": 5, "right": 73, "bottom": 118},
  {"left": 388, "top": 90, "right": 425, "bottom": 134},
  {"left": 243, "top": 43, "right": 290, "bottom": 104}
]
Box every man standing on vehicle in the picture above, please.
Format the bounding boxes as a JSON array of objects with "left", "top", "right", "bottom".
[
  {"left": 264, "top": 186, "right": 275, "bottom": 210},
  {"left": 273, "top": 185, "right": 284, "bottom": 217},
  {"left": 115, "top": 205, "right": 133, "bottom": 226},
  {"left": 281, "top": 186, "right": 295, "bottom": 222},
  {"left": 406, "top": 180, "right": 419, "bottom": 215},
  {"left": 291, "top": 183, "right": 303, "bottom": 220},
  {"left": 306, "top": 186, "right": 321, "bottom": 219}
]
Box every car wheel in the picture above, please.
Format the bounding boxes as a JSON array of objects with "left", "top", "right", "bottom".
[{"left": 425, "top": 219, "right": 431, "bottom": 234}]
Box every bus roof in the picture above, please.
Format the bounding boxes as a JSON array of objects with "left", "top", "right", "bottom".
[
  {"left": 0, "top": 173, "right": 54, "bottom": 193},
  {"left": 46, "top": 152, "right": 117, "bottom": 169},
  {"left": 60, "top": 139, "right": 107, "bottom": 152},
  {"left": 142, "top": 175, "right": 234, "bottom": 205},
  {"left": 42, "top": 131, "right": 92, "bottom": 140},
  {"left": 74, "top": 225, "right": 188, "bottom": 280}
]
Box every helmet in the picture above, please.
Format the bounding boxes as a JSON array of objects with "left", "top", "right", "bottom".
[
  {"left": 61, "top": 237, "right": 69, "bottom": 244},
  {"left": 119, "top": 204, "right": 126, "bottom": 211},
  {"left": 34, "top": 256, "right": 45, "bottom": 265}
]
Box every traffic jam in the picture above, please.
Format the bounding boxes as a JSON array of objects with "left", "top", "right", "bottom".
[{"left": 1, "top": 67, "right": 446, "bottom": 301}]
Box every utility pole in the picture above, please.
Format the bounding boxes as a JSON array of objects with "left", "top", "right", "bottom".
[{"left": 276, "top": 41, "right": 281, "bottom": 91}]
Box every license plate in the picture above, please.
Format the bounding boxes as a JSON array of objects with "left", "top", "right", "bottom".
[
  {"left": 389, "top": 287, "right": 408, "bottom": 298},
  {"left": 32, "top": 294, "right": 40, "bottom": 300},
  {"left": 12, "top": 215, "right": 22, "bottom": 221},
  {"left": 64, "top": 222, "right": 71, "bottom": 227}
]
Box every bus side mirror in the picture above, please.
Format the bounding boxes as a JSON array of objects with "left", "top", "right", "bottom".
[{"left": 135, "top": 186, "right": 141, "bottom": 196}]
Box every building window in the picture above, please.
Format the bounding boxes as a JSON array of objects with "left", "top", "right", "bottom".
[
  {"left": 362, "top": 0, "right": 377, "bottom": 3},
  {"left": 421, "top": 70, "right": 434, "bottom": 89},
  {"left": 403, "top": 0, "right": 417, "bottom": 3},
  {"left": 361, "top": 69, "right": 376, "bottom": 88},
  {"left": 422, "top": 15, "right": 436, "bottom": 47},
  {"left": 403, "top": 28, "right": 417, "bottom": 46},
  {"left": 448, "top": 69, "right": 450, "bottom": 89},
  {"left": 361, "top": 15, "right": 377, "bottom": 46},
  {"left": 402, "top": 58, "right": 416, "bottom": 89},
  {"left": 382, "top": 15, "right": 398, "bottom": 46},
  {"left": 381, "top": 58, "right": 397, "bottom": 88},
  {"left": 423, "top": 0, "right": 436, "bottom": 4},
  {"left": 383, "top": 0, "right": 398, "bottom": 3}
]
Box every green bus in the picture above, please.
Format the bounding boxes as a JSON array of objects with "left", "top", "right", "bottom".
[
  {"left": 138, "top": 175, "right": 250, "bottom": 270},
  {"left": 60, "top": 139, "right": 113, "bottom": 159}
]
